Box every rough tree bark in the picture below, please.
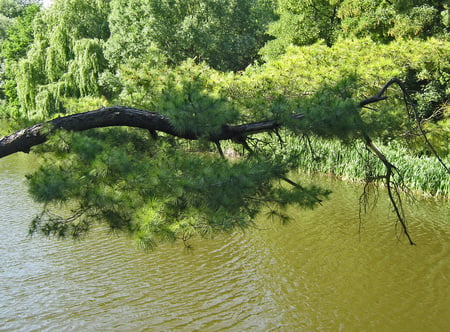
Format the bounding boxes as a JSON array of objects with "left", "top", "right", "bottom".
[{"left": 0, "top": 106, "right": 304, "bottom": 159}]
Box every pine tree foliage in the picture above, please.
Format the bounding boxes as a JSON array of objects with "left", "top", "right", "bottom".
[
  {"left": 238, "top": 38, "right": 450, "bottom": 154},
  {"left": 27, "top": 128, "right": 330, "bottom": 247}
]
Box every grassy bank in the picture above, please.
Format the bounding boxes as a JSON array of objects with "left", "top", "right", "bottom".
[{"left": 280, "top": 135, "right": 449, "bottom": 197}]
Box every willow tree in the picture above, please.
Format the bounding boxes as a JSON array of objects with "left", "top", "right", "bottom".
[
  {"left": 6, "top": 0, "right": 110, "bottom": 120},
  {"left": 0, "top": 0, "right": 40, "bottom": 105}
]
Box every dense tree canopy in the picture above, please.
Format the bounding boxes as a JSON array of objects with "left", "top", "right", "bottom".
[
  {"left": 260, "top": 0, "right": 450, "bottom": 58},
  {"left": 106, "top": 0, "right": 276, "bottom": 71},
  {"left": 0, "top": 0, "right": 448, "bottom": 248}
]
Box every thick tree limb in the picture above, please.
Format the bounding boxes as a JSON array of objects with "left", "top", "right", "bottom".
[{"left": 0, "top": 106, "right": 302, "bottom": 159}]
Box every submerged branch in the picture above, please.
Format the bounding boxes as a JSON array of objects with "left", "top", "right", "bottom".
[{"left": 361, "top": 133, "right": 415, "bottom": 245}]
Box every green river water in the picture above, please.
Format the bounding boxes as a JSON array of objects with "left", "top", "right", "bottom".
[{"left": 0, "top": 154, "right": 449, "bottom": 331}]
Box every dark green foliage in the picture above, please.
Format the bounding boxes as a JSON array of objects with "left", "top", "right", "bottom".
[
  {"left": 105, "top": 0, "right": 162, "bottom": 69},
  {"left": 27, "top": 128, "right": 329, "bottom": 247},
  {"left": 106, "top": 0, "right": 276, "bottom": 71},
  {"left": 261, "top": 0, "right": 340, "bottom": 59},
  {"left": 1, "top": 2, "right": 39, "bottom": 60}
]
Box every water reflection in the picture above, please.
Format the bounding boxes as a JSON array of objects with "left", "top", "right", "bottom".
[{"left": 1, "top": 154, "right": 449, "bottom": 331}]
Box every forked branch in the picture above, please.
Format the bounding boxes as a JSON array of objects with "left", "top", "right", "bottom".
[
  {"left": 360, "top": 78, "right": 450, "bottom": 174},
  {"left": 358, "top": 78, "right": 439, "bottom": 245}
]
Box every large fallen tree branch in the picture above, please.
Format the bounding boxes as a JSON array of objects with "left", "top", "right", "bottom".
[{"left": 0, "top": 107, "right": 303, "bottom": 159}]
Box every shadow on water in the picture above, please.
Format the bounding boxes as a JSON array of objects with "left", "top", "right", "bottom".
[{"left": 0, "top": 154, "right": 449, "bottom": 331}]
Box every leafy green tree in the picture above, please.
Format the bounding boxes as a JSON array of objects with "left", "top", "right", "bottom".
[
  {"left": 0, "top": 0, "right": 25, "bottom": 18},
  {"left": 1, "top": 2, "right": 40, "bottom": 60},
  {"left": 104, "top": 0, "right": 160, "bottom": 69},
  {"left": 7, "top": 0, "right": 110, "bottom": 119},
  {"left": 338, "top": 0, "right": 449, "bottom": 41},
  {"left": 0, "top": 14, "right": 12, "bottom": 42},
  {"left": 0, "top": 1, "right": 42, "bottom": 44},
  {"left": 106, "top": 0, "right": 276, "bottom": 71},
  {"left": 261, "top": 0, "right": 449, "bottom": 60},
  {"left": 261, "top": 0, "right": 340, "bottom": 59},
  {"left": 0, "top": 0, "right": 40, "bottom": 106}
]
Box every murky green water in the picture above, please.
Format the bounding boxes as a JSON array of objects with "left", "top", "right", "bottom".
[{"left": 1, "top": 154, "right": 449, "bottom": 331}]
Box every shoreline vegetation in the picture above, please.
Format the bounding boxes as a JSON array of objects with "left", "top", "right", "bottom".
[
  {"left": 224, "top": 134, "right": 449, "bottom": 198},
  {"left": 289, "top": 136, "right": 449, "bottom": 198}
]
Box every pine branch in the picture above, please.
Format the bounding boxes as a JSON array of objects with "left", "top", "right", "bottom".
[{"left": 0, "top": 107, "right": 303, "bottom": 159}]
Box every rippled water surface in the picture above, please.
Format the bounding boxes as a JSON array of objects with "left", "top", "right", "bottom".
[{"left": 1, "top": 154, "right": 449, "bottom": 331}]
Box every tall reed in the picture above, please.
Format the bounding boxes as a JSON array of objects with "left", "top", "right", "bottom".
[{"left": 277, "top": 134, "right": 449, "bottom": 197}]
